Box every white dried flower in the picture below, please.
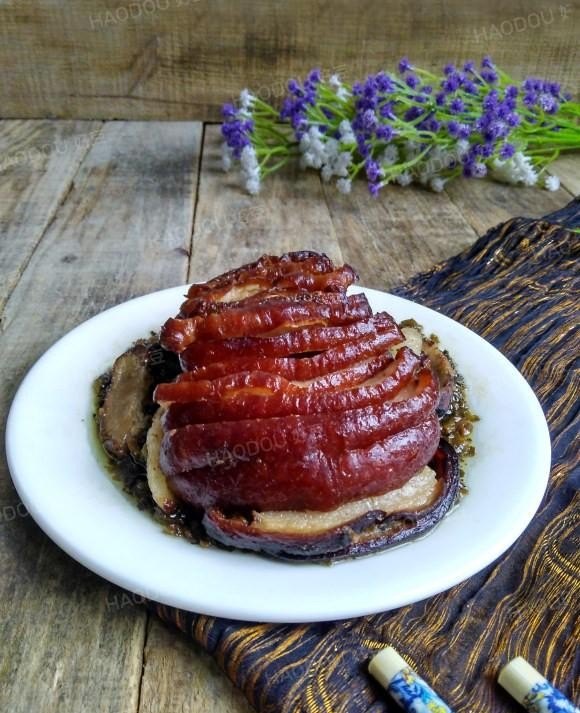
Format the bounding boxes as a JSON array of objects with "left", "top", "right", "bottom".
[
  {"left": 456, "top": 139, "right": 470, "bottom": 158},
  {"left": 221, "top": 143, "right": 233, "bottom": 172},
  {"left": 544, "top": 174, "right": 560, "bottom": 191},
  {"left": 396, "top": 171, "right": 413, "bottom": 187},
  {"left": 333, "top": 152, "right": 352, "bottom": 177},
  {"left": 490, "top": 152, "right": 538, "bottom": 187},
  {"left": 245, "top": 176, "right": 261, "bottom": 195},
  {"left": 329, "top": 74, "right": 350, "bottom": 100},
  {"left": 239, "top": 89, "right": 256, "bottom": 112},
  {"left": 430, "top": 177, "right": 447, "bottom": 193},
  {"left": 324, "top": 137, "right": 340, "bottom": 162},
  {"left": 321, "top": 164, "right": 334, "bottom": 182},
  {"left": 299, "top": 134, "right": 311, "bottom": 152},
  {"left": 381, "top": 144, "right": 399, "bottom": 166},
  {"left": 338, "top": 120, "right": 356, "bottom": 145},
  {"left": 240, "top": 145, "right": 259, "bottom": 173},
  {"left": 328, "top": 74, "right": 342, "bottom": 90},
  {"left": 336, "top": 178, "right": 352, "bottom": 194},
  {"left": 300, "top": 151, "right": 322, "bottom": 169}
]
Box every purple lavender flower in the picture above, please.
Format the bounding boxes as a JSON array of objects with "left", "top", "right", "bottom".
[
  {"left": 481, "top": 69, "right": 498, "bottom": 83},
  {"left": 221, "top": 103, "right": 237, "bottom": 119},
  {"left": 375, "top": 125, "right": 395, "bottom": 141},
  {"left": 480, "top": 143, "right": 495, "bottom": 158},
  {"left": 379, "top": 101, "right": 396, "bottom": 119},
  {"left": 463, "top": 60, "right": 476, "bottom": 73},
  {"left": 443, "top": 63, "right": 455, "bottom": 76},
  {"left": 365, "top": 159, "right": 383, "bottom": 182},
  {"left": 449, "top": 97, "right": 465, "bottom": 114},
  {"left": 421, "top": 117, "right": 441, "bottom": 133},
  {"left": 462, "top": 79, "right": 478, "bottom": 95},
  {"left": 523, "top": 92, "right": 538, "bottom": 108},
  {"left": 473, "top": 162, "right": 487, "bottom": 177},
  {"left": 307, "top": 68, "right": 322, "bottom": 84},
  {"left": 447, "top": 120, "right": 460, "bottom": 136},
  {"left": 523, "top": 78, "right": 542, "bottom": 92},
  {"left": 368, "top": 181, "right": 381, "bottom": 197},
  {"left": 483, "top": 90, "right": 499, "bottom": 111},
  {"left": 501, "top": 97, "right": 517, "bottom": 113},
  {"left": 375, "top": 72, "right": 396, "bottom": 93},
  {"left": 362, "top": 108, "right": 378, "bottom": 130},
  {"left": 398, "top": 57, "right": 413, "bottom": 73},
  {"left": 462, "top": 156, "right": 487, "bottom": 178},
  {"left": 288, "top": 79, "right": 301, "bottom": 95},
  {"left": 363, "top": 78, "right": 377, "bottom": 99},
  {"left": 483, "top": 120, "right": 508, "bottom": 141},
  {"left": 442, "top": 75, "right": 461, "bottom": 93},
  {"left": 499, "top": 143, "right": 515, "bottom": 160},
  {"left": 221, "top": 116, "right": 252, "bottom": 158},
  {"left": 404, "top": 106, "right": 424, "bottom": 121},
  {"left": 280, "top": 72, "right": 322, "bottom": 138},
  {"left": 538, "top": 93, "right": 558, "bottom": 114},
  {"left": 448, "top": 120, "right": 471, "bottom": 139},
  {"left": 462, "top": 158, "right": 476, "bottom": 177},
  {"left": 405, "top": 73, "right": 420, "bottom": 89},
  {"left": 356, "top": 137, "right": 371, "bottom": 158},
  {"left": 435, "top": 92, "right": 446, "bottom": 107},
  {"left": 505, "top": 85, "right": 519, "bottom": 99},
  {"left": 481, "top": 56, "right": 495, "bottom": 69}
]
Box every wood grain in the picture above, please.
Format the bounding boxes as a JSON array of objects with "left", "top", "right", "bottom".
[
  {"left": 140, "top": 618, "right": 254, "bottom": 713},
  {"left": 321, "top": 178, "right": 479, "bottom": 290},
  {"left": 0, "top": 122, "right": 201, "bottom": 713},
  {"left": 444, "top": 174, "right": 576, "bottom": 236},
  {"left": 552, "top": 154, "right": 580, "bottom": 196},
  {"left": 0, "top": 0, "right": 578, "bottom": 120},
  {"left": 0, "top": 120, "right": 101, "bottom": 312}
]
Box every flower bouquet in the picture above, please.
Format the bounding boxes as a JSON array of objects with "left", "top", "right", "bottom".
[{"left": 220, "top": 57, "right": 579, "bottom": 196}]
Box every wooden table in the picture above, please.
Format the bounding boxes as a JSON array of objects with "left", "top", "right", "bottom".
[{"left": 1, "top": 119, "right": 578, "bottom": 713}]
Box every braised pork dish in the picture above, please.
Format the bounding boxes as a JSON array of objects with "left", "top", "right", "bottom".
[{"left": 95, "top": 252, "right": 476, "bottom": 562}]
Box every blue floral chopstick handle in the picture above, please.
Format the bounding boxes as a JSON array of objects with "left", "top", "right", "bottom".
[
  {"left": 369, "top": 646, "right": 453, "bottom": 713},
  {"left": 498, "top": 657, "right": 579, "bottom": 713},
  {"left": 389, "top": 667, "right": 453, "bottom": 713}
]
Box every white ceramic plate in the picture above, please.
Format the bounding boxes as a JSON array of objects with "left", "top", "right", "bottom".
[{"left": 6, "top": 286, "right": 551, "bottom": 623}]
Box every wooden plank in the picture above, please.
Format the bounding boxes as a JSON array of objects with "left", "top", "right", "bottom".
[
  {"left": 0, "top": 122, "right": 201, "bottom": 713},
  {"left": 0, "top": 0, "right": 578, "bottom": 120},
  {"left": 444, "top": 176, "right": 573, "bottom": 237},
  {"left": 139, "top": 619, "right": 254, "bottom": 713},
  {"left": 0, "top": 120, "right": 101, "bottom": 312},
  {"left": 321, "top": 179, "right": 480, "bottom": 290},
  {"left": 551, "top": 154, "right": 580, "bottom": 196},
  {"left": 188, "top": 124, "right": 342, "bottom": 282}
]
